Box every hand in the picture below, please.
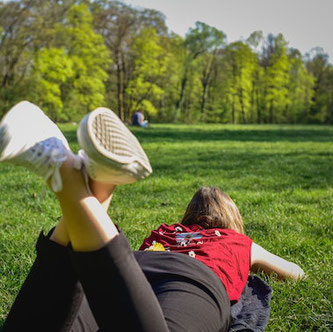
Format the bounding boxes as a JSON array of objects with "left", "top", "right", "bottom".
[{"left": 290, "top": 263, "right": 306, "bottom": 280}]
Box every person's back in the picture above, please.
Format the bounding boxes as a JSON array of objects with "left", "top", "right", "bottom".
[
  {"left": 140, "top": 223, "right": 252, "bottom": 303},
  {"left": 132, "top": 111, "right": 144, "bottom": 126},
  {"left": 140, "top": 186, "right": 305, "bottom": 303}
]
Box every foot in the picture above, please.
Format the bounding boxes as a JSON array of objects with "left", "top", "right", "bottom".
[
  {"left": 0, "top": 101, "right": 81, "bottom": 192},
  {"left": 77, "top": 107, "right": 152, "bottom": 185}
]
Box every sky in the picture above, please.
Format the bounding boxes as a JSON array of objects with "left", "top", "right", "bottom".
[{"left": 121, "top": 0, "right": 333, "bottom": 63}]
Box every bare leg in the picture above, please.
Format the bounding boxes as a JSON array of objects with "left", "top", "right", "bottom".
[
  {"left": 50, "top": 179, "right": 117, "bottom": 247},
  {"left": 49, "top": 155, "right": 118, "bottom": 252},
  {"left": 89, "top": 179, "right": 117, "bottom": 211},
  {"left": 49, "top": 218, "right": 70, "bottom": 246}
]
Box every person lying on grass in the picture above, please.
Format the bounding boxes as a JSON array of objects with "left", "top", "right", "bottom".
[{"left": 1, "top": 101, "right": 305, "bottom": 332}]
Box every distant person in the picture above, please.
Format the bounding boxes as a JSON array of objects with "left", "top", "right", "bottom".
[{"left": 132, "top": 111, "right": 148, "bottom": 127}]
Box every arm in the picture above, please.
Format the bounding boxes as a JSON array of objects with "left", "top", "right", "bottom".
[{"left": 250, "top": 242, "right": 305, "bottom": 280}]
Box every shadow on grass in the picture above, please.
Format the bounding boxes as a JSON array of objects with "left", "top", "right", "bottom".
[
  {"left": 132, "top": 126, "right": 333, "bottom": 143},
  {"left": 60, "top": 124, "right": 333, "bottom": 144},
  {"left": 61, "top": 129, "right": 79, "bottom": 147},
  {"left": 152, "top": 149, "right": 333, "bottom": 189},
  {"left": 59, "top": 124, "right": 333, "bottom": 191}
]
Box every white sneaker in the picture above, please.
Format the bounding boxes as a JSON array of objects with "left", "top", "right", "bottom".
[
  {"left": 77, "top": 107, "right": 152, "bottom": 185},
  {"left": 0, "top": 101, "right": 80, "bottom": 192}
]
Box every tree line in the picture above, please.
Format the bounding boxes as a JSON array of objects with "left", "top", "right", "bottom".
[{"left": 1, "top": 0, "right": 332, "bottom": 124}]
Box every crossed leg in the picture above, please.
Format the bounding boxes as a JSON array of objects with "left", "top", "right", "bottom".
[
  {"left": 50, "top": 154, "right": 119, "bottom": 252},
  {"left": 50, "top": 173, "right": 117, "bottom": 247},
  {"left": 4, "top": 156, "right": 169, "bottom": 332}
]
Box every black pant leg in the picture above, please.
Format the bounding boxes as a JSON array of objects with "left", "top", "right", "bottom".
[
  {"left": 69, "top": 295, "right": 98, "bottom": 332},
  {"left": 3, "top": 231, "right": 85, "bottom": 332},
  {"left": 69, "top": 232, "right": 169, "bottom": 332}
]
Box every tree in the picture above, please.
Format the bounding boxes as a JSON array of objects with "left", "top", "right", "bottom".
[
  {"left": 246, "top": 31, "right": 265, "bottom": 123},
  {"left": 126, "top": 27, "right": 167, "bottom": 119},
  {"left": 149, "top": 33, "right": 184, "bottom": 122},
  {"left": 0, "top": 0, "right": 45, "bottom": 114},
  {"left": 197, "top": 28, "right": 225, "bottom": 120},
  {"left": 246, "top": 30, "right": 264, "bottom": 53},
  {"left": 223, "top": 42, "right": 257, "bottom": 124},
  {"left": 286, "top": 48, "right": 314, "bottom": 123},
  {"left": 261, "top": 33, "right": 290, "bottom": 123},
  {"left": 28, "top": 3, "right": 111, "bottom": 121},
  {"left": 30, "top": 48, "right": 74, "bottom": 121},
  {"left": 91, "top": 0, "right": 137, "bottom": 121},
  {"left": 20, "top": 4, "right": 110, "bottom": 121},
  {"left": 91, "top": 0, "right": 168, "bottom": 121},
  {"left": 305, "top": 48, "right": 333, "bottom": 123},
  {"left": 61, "top": 3, "right": 111, "bottom": 118},
  {"left": 0, "top": 0, "right": 76, "bottom": 116},
  {"left": 175, "top": 22, "right": 225, "bottom": 120}
]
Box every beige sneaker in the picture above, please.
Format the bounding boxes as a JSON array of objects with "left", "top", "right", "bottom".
[{"left": 77, "top": 107, "right": 152, "bottom": 185}]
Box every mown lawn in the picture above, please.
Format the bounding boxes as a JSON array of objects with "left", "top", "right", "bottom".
[{"left": 0, "top": 124, "right": 332, "bottom": 331}]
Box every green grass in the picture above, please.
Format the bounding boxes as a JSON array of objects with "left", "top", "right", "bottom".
[{"left": 0, "top": 124, "right": 332, "bottom": 331}]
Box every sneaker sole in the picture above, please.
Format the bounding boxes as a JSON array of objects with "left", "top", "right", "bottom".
[{"left": 77, "top": 108, "right": 152, "bottom": 183}]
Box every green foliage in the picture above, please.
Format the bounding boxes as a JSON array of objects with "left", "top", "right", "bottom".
[
  {"left": 57, "top": 3, "right": 111, "bottom": 120},
  {"left": 185, "top": 21, "right": 225, "bottom": 58},
  {"left": 126, "top": 27, "right": 167, "bottom": 117},
  {"left": 154, "top": 34, "right": 184, "bottom": 122},
  {"left": 0, "top": 2, "right": 111, "bottom": 122},
  {"left": 223, "top": 42, "right": 257, "bottom": 124},
  {"left": 263, "top": 34, "right": 291, "bottom": 123},
  {"left": 0, "top": 1, "right": 332, "bottom": 124},
  {"left": 174, "top": 21, "right": 226, "bottom": 121},
  {"left": 305, "top": 49, "right": 333, "bottom": 124},
  {"left": 30, "top": 48, "right": 74, "bottom": 121},
  {"left": 287, "top": 50, "right": 314, "bottom": 123}
]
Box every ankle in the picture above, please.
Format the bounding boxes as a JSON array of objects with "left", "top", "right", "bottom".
[
  {"left": 89, "top": 179, "right": 117, "bottom": 202},
  {"left": 48, "top": 153, "right": 87, "bottom": 198}
]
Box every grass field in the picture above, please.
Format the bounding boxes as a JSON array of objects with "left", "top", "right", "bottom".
[{"left": 0, "top": 124, "right": 332, "bottom": 331}]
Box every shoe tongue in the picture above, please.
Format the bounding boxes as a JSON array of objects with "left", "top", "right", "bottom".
[
  {"left": 50, "top": 167, "right": 63, "bottom": 193},
  {"left": 47, "top": 138, "right": 68, "bottom": 192}
]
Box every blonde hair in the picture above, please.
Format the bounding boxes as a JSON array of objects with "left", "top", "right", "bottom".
[{"left": 181, "top": 187, "right": 244, "bottom": 234}]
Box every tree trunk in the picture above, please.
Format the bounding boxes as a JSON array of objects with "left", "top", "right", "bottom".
[
  {"left": 174, "top": 75, "right": 187, "bottom": 121},
  {"left": 256, "top": 88, "right": 261, "bottom": 124},
  {"left": 231, "top": 101, "right": 236, "bottom": 124},
  {"left": 239, "top": 88, "right": 247, "bottom": 124},
  {"left": 269, "top": 101, "right": 274, "bottom": 123},
  {"left": 200, "top": 81, "right": 208, "bottom": 120},
  {"left": 115, "top": 50, "right": 125, "bottom": 121}
]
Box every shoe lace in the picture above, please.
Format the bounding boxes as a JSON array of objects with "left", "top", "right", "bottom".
[{"left": 27, "top": 137, "right": 68, "bottom": 192}]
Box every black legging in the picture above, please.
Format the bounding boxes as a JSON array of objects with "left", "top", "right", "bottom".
[{"left": 3, "top": 230, "right": 231, "bottom": 332}]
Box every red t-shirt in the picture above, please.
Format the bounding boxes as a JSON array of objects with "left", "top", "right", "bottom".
[{"left": 139, "top": 223, "right": 253, "bottom": 303}]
